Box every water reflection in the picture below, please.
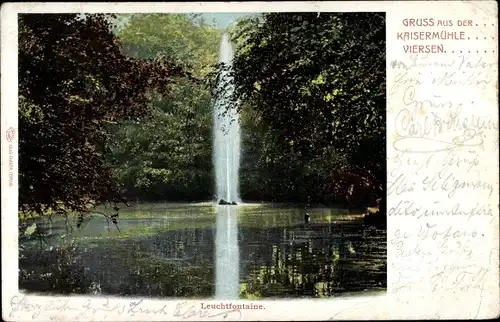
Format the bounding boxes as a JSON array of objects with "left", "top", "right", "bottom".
[
  {"left": 215, "top": 205, "right": 240, "bottom": 299},
  {"left": 19, "top": 205, "right": 386, "bottom": 299},
  {"left": 240, "top": 223, "right": 385, "bottom": 298}
]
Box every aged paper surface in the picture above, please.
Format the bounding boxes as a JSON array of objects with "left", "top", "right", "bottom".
[{"left": 1, "top": 1, "right": 499, "bottom": 320}]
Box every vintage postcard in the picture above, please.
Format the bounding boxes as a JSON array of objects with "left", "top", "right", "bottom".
[{"left": 1, "top": 1, "right": 498, "bottom": 321}]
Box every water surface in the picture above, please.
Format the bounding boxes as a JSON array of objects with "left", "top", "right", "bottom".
[{"left": 19, "top": 203, "right": 386, "bottom": 299}]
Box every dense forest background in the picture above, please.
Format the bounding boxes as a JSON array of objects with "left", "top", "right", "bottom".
[{"left": 18, "top": 13, "right": 386, "bottom": 217}]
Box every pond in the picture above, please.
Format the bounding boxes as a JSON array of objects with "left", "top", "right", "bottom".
[{"left": 19, "top": 203, "right": 386, "bottom": 299}]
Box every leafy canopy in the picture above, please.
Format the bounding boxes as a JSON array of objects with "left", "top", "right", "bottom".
[
  {"left": 19, "top": 14, "right": 185, "bottom": 216},
  {"left": 106, "top": 14, "right": 221, "bottom": 201},
  {"left": 214, "top": 13, "right": 386, "bottom": 205}
]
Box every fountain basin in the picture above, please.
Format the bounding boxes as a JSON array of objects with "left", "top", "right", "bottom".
[{"left": 218, "top": 199, "right": 238, "bottom": 206}]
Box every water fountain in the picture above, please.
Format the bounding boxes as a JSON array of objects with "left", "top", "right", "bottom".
[
  {"left": 213, "top": 32, "right": 241, "bottom": 205},
  {"left": 213, "top": 32, "right": 241, "bottom": 299}
]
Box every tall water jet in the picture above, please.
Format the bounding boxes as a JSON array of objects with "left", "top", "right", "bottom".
[
  {"left": 213, "top": 32, "right": 241, "bottom": 204},
  {"left": 213, "top": 32, "right": 241, "bottom": 300}
]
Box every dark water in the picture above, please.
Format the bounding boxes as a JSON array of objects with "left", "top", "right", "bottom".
[{"left": 19, "top": 203, "right": 386, "bottom": 299}]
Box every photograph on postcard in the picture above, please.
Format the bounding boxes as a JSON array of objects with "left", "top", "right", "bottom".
[{"left": 16, "top": 11, "right": 387, "bottom": 300}]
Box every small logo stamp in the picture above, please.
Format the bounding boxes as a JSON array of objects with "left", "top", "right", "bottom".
[{"left": 6, "top": 127, "right": 16, "bottom": 142}]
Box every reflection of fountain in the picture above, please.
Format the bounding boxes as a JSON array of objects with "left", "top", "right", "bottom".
[
  {"left": 215, "top": 206, "right": 240, "bottom": 299},
  {"left": 213, "top": 32, "right": 241, "bottom": 299}
]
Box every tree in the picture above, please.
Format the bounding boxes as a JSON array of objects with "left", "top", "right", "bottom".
[
  {"left": 18, "top": 14, "right": 185, "bottom": 219},
  {"left": 214, "top": 13, "right": 386, "bottom": 206},
  {"left": 106, "top": 14, "right": 221, "bottom": 201}
]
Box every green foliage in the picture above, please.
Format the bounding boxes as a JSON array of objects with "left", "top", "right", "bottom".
[
  {"left": 20, "top": 12, "right": 386, "bottom": 212},
  {"left": 108, "top": 14, "right": 220, "bottom": 201},
  {"left": 215, "top": 12, "right": 386, "bottom": 205},
  {"left": 18, "top": 14, "right": 184, "bottom": 216},
  {"left": 118, "top": 14, "right": 221, "bottom": 77}
]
